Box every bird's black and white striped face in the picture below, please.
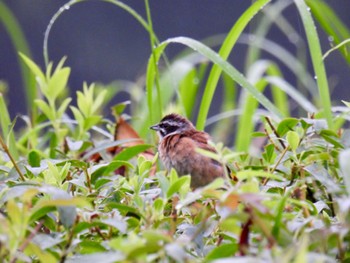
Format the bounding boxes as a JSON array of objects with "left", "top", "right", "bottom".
[{"left": 150, "top": 113, "right": 195, "bottom": 139}]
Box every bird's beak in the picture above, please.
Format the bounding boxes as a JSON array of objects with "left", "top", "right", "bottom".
[{"left": 150, "top": 124, "right": 160, "bottom": 131}]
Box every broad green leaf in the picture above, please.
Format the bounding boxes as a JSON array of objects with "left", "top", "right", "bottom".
[
  {"left": 286, "top": 131, "right": 299, "bottom": 152},
  {"left": 25, "top": 243, "right": 57, "bottom": 263},
  {"left": 78, "top": 241, "right": 107, "bottom": 254},
  {"left": 83, "top": 116, "right": 102, "bottom": 130},
  {"left": 204, "top": 243, "right": 238, "bottom": 260},
  {"left": 262, "top": 143, "right": 276, "bottom": 164},
  {"left": 91, "top": 161, "right": 134, "bottom": 182},
  {"left": 111, "top": 101, "right": 130, "bottom": 116},
  {"left": 35, "top": 99, "right": 55, "bottom": 120},
  {"left": 166, "top": 175, "right": 191, "bottom": 199},
  {"left": 319, "top": 130, "right": 344, "bottom": 148},
  {"left": 29, "top": 206, "right": 57, "bottom": 223},
  {"left": 277, "top": 118, "right": 299, "bottom": 136},
  {"left": 28, "top": 150, "right": 41, "bottom": 167},
  {"left": 113, "top": 144, "right": 152, "bottom": 162},
  {"left": 7, "top": 198, "right": 22, "bottom": 226},
  {"left": 47, "top": 67, "right": 70, "bottom": 101}
]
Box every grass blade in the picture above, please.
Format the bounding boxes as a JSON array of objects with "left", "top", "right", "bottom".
[
  {"left": 0, "top": 2, "right": 36, "bottom": 113},
  {"left": 149, "top": 37, "right": 283, "bottom": 122},
  {"left": 294, "top": 0, "right": 333, "bottom": 129},
  {"left": 306, "top": 0, "right": 350, "bottom": 64},
  {"left": 196, "top": 0, "right": 271, "bottom": 130},
  {"left": 0, "top": 92, "right": 19, "bottom": 160}
]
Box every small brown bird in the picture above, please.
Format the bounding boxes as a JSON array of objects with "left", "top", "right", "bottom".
[{"left": 150, "top": 113, "right": 225, "bottom": 188}]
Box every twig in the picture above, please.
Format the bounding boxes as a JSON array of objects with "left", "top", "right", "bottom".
[
  {"left": 0, "top": 134, "right": 25, "bottom": 181},
  {"left": 10, "top": 221, "right": 43, "bottom": 263},
  {"left": 59, "top": 226, "right": 75, "bottom": 263},
  {"left": 83, "top": 167, "right": 92, "bottom": 193},
  {"left": 265, "top": 117, "right": 286, "bottom": 150}
]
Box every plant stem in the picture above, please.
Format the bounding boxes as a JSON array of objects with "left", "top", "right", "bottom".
[
  {"left": 0, "top": 134, "right": 25, "bottom": 181},
  {"left": 145, "top": 0, "right": 162, "bottom": 122}
]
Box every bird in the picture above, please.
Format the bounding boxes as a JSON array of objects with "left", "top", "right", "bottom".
[{"left": 150, "top": 113, "right": 226, "bottom": 188}]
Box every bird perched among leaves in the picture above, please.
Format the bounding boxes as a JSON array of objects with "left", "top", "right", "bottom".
[{"left": 150, "top": 113, "right": 227, "bottom": 188}]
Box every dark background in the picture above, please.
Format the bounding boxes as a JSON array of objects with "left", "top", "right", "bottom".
[{"left": 1, "top": 0, "right": 350, "bottom": 117}]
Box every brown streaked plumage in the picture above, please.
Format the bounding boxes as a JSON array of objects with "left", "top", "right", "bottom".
[{"left": 150, "top": 113, "right": 225, "bottom": 188}]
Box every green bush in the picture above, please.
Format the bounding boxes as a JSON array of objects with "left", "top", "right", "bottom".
[{"left": 0, "top": 0, "right": 350, "bottom": 262}]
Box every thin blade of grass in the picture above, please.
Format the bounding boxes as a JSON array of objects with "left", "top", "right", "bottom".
[
  {"left": 149, "top": 37, "right": 283, "bottom": 125},
  {"left": 294, "top": 0, "right": 333, "bottom": 129},
  {"left": 306, "top": 0, "right": 350, "bottom": 64},
  {"left": 0, "top": 2, "right": 36, "bottom": 113},
  {"left": 236, "top": 79, "right": 267, "bottom": 151},
  {"left": 0, "top": 92, "right": 19, "bottom": 160},
  {"left": 196, "top": 0, "right": 271, "bottom": 130}
]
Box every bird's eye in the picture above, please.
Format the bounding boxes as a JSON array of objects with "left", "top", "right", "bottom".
[{"left": 161, "top": 123, "right": 169, "bottom": 128}]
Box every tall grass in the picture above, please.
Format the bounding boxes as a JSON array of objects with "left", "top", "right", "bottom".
[
  {"left": 0, "top": 2, "right": 36, "bottom": 113},
  {"left": 3, "top": 0, "right": 350, "bottom": 150},
  {"left": 0, "top": 1, "right": 350, "bottom": 261}
]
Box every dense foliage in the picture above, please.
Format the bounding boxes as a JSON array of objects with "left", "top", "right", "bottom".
[{"left": 1, "top": 0, "right": 350, "bottom": 262}]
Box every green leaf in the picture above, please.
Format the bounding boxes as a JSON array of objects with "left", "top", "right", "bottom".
[
  {"left": 28, "top": 150, "right": 41, "bottom": 167},
  {"left": 111, "top": 101, "right": 130, "bottom": 116},
  {"left": 204, "top": 243, "right": 237, "bottom": 261},
  {"left": 91, "top": 161, "right": 134, "bottom": 182},
  {"left": 113, "top": 144, "right": 152, "bottom": 162},
  {"left": 166, "top": 175, "right": 191, "bottom": 199},
  {"left": 0, "top": 92, "right": 19, "bottom": 159},
  {"left": 19, "top": 52, "right": 46, "bottom": 84},
  {"left": 29, "top": 206, "right": 57, "bottom": 223},
  {"left": 272, "top": 194, "right": 288, "bottom": 239},
  {"left": 83, "top": 116, "right": 102, "bottom": 131},
  {"left": 47, "top": 67, "right": 70, "bottom": 101},
  {"left": 57, "top": 97, "right": 72, "bottom": 118},
  {"left": 342, "top": 100, "right": 350, "bottom": 108},
  {"left": 7, "top": 198, "right": 22, "bottom": 226},
  {"left": 277, "top": 118, "right": 300, "bottom": 136},
  {"left": 319, "top": 130, "right": 344, "bottom": 148},
  {"left": 79, "top": 241, "right": 107, "bottom": 254},
  {"left": 286, "top": 131, "right": 299, "bottom": 152},
  {"left": 35, "top": 99, "right": 54, "bottom": 120},
  {"left": 262, "top": 143, "right": 276, "bottom": 164},
  {"left": 71, "top": 106, "right": 84, "bottom": 127},
  {"left": 106, "top": 202, "right": 142, "bottom": 219},
  {"left": 25, "top": 243, "right": 57, "bottom": 263},
  {"left": 77, "top": 89, "right": 90, "bottom": 117},
  {"left": 91, "top": 89, "right": 107, "bottom": 114},
  {"left": 236, "top": 170, "right": 284, "bottom": 181}
]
